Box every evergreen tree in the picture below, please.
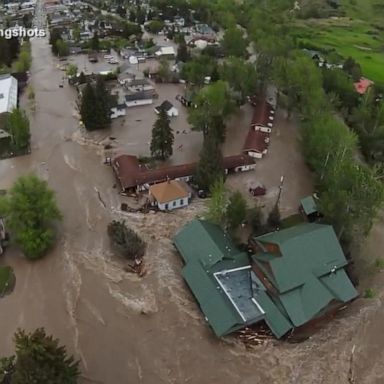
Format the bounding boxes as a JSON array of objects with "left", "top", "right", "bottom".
[
  {"left": 0, "top": 328, "right": 79, "bottom": 384},
  {"left": 80, "top": 82, "right": 98, "bottom": 130},
  {"left": 150, "top": 109, "right": 174, "bottom": 159},
  {"left": 226, "top": 191, "right": 247, "bottom": 230},
  {"left": 91, "top": 31, "right": 100, "bottom": 52},
  {"left": 207, "top": 178, "right": 227, "bottom": 225},
  {"left": 107, "top": 220, "right": 146, "bottom": 260},
  {"left": 80, "top": 77, "right": 111, "bottom": 131},
  {"left": 195, "top": 133, "right": 224, "bottom": 190},
  {"left": 176, "top": 40, "right": 189, "bottom": 62},
  {"left": 94, "top": 76, "right": 112, "bottom": 128}
]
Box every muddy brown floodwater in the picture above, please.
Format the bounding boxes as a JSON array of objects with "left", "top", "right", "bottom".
[{"left": 1, "top": 32, "right": 384, "bottom": 384}]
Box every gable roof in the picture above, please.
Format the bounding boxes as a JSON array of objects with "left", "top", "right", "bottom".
[
  {"left": 125, "top": 91, "right": 153, "bottom": 102},
  {"left": 174, "top": 219, "right": 272, "bottom": 337},
  {"left": 252, "top": 223, "right": 358, "bottom": 327},
  {"left": 243, "top": 129, "right": 269, "bottom": 153},
  {"left": 149, "top": 180, "right": 189, "bottom": 204},
  {"left": 155, "top": 100, "right": 174, "bottom": 113},
  {"left": 300, "top": 195, "right": 318, "bottom": 216}
]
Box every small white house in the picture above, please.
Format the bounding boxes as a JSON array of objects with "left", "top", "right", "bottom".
[
  {"left": 111, "top": 105, "right": 126, "bottom": 119},
  {"left": 154, "top": 100, "right": 178, "bottom": 117},
  {"left": 149, "top": 180, "right": 190, "bottom": 211},
  {"left": 125, "top": 92, "right": 153, "bottom": 108},
  {"left": 0, "top": 74, "right": 18, "bottom": 116},
  {"left": 155, "top": 46, "right": 176, "bottom": 58}
]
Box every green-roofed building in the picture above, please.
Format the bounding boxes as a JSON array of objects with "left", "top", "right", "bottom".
[
  {"left": 250, "top": 223, "right": 358, "bottom": 332},
  {"left": 174, "top": 220, "right": 357, "bottom": 339},
  {"left": 300, "top": 195, "right": 320, "bottom": 221},
  {"left": 174, "top": 219, "right": 293, "bottom": 338}
]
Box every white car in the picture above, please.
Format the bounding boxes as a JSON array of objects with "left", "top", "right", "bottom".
[
  {"left": 104, "top": 54, "right": 113, "bottom": 59},
  {"left": 108, "top": 58, "right": 118, "bottom": 64}
]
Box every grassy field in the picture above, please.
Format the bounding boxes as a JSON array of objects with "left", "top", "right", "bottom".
[
  {"left": 295, "top": 0, "right": 384, "bottom": 84},
  {"left": 0, "top": 266, "right": 15, "bottom": 297}
]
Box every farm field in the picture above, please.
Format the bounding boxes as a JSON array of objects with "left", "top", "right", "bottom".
[{"left": 295, "top": 0, "right": 384, "bottom": 84}]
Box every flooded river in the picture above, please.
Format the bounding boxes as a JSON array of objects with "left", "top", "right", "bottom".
[{"left": 1, "top": 25, "right": 384, "bottom": 384}]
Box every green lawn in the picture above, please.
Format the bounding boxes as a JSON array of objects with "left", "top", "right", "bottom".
[
  {"left": 295, "top": 0, "right": 384, "bottom": 84},
  {"left": 0, "top": 266, "right": 15, "bottom": 297}
]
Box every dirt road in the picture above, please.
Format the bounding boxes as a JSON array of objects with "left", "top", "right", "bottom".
[{"left": 1, "top": 26, "right": 384, "bottom": 384}]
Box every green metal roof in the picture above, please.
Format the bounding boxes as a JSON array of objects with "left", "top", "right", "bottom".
[
  {"left": 182, "top": 261, "right": 244, "bottom": 336},
  {"left": 300, "top": 196, "right": 318, "bottom": 216},
  {"left": 254, "top": 223, "right": 348, "bottom": 293},
  {"left": 253, "top": 223, "right": 358, "bottom": 327},
  {"left": 174, "top": 219, "right": 241, "bottom": 269}
]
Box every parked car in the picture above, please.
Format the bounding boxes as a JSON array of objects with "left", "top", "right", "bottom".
[{"left": 249, "top": 186, "right": 266, "bottom": 196}]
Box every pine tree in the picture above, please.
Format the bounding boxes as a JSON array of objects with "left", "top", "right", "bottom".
[
  {"left": 0, "top": 328, "right": 80, "bottom": 384},
  {"left": 94, "top": 76, "right": 112, "bottom": 128},
  {"left": 80, "top": 82, "right": 98, "bottom": 130},
  {"left": 80, "top": 77, "right": 111, "bottom": 131},
  {"left": 195, "top": 133, "right": 224, "bottom": 190},
  {"left": 91, "top": 31, "right": 100, "bottom": 52},
  {"left": 176, "top": 40, "right": 189, "bottom": 63},
  {"left": 150, "top": 109, "right": 174, "bottom": 160}
]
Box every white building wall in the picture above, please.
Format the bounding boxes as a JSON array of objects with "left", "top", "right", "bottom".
[
  {"left": 125, "top": 99, "right": 153, "bottom": 108},
  {"left": 158, "top": 197, "right": 189, "bottom": 211}
]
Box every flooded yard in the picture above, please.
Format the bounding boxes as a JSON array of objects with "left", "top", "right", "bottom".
[{"left": 1, "top": 30, "right": 384, "bottom": 384}]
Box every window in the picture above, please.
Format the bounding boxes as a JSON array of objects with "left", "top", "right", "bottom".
[
  {"left": 165, "top": 204, "right": 168, "bottom": 210},
  {"left": 180, "top": 199, "right": 184, "bottom": 205},
  {"left": 173, "top": 201, "right": 176, "bottom": 207}
]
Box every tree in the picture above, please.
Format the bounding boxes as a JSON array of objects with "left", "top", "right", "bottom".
[
  {"left": 195, "top": 133, "right": 224, "bottom": 190},
  {"left": 0, "top": 175, "right": 62, "bottom": 259},
  {"left": 5, "top": 108, "right": 30, "bottom": 151},
  {"left": 267, "top": 204, "right": 281, "bottom": 230},
  {"left": 13, "top": 45, "right": 31, "bottom": 73},
  {"left": 206, "top": 178, "right": 227, "bottom": 225},
  {"left": 248, "top": 205, "right": 264, "bottom": 234},
  {"left": 0, "top": 328, "right": 79, "bottom": 384},
  {"left": 80, "top": 77, "right": 111, "bottom": 131},
  {"left": 55, "top": 39, "right": 69, "bottom": 57},
  {"left": 226, "top": 191, "right": 247, "bottom": 230},
  {"left": 66, "top": 64, "right": 78, "bottom": 78},
  {"left": 72, "top": 25, "right": 80, "bottom": 43},
  {"left": 188, "top": 80, "right": 235, "bottom": 141},
  {"left": 49, "top": 28, "right": 62, "bottom": 55},
  {"left": 343, "top": 57, "right": 362, "bottom": 82},
  {"left": 219, "top": 57, "right": 258, "bottom": 103},
  {"left": 222, "top": 26, "right": 247, "bottom": 57},
  {"left": 157, "top": 58, "right": 171, "bottom": 82},
  {"left": 176, "top": 40, "right": 189, "bottom": 63},
  {"left": 122, "top": 22, "right": 141, "bottom": 39},
  {"left": 180, "top": 55, "right": 216, "bottom": 85},
  {"left": 319, "top": 158, "right": 384, "bottom": 241},
  {"left": 107, "top": 220, "right": 146, "bottom": 260},
  {"left": 90, "top": 31, "right": 100, "bottom": 52},
  {"left": 150, "top": 109, "right": 174, "bottom": 159},
  {"left": 145, "top": 19, "right": 164, "bottom": 34}
]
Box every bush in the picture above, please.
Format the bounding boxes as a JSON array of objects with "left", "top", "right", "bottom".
[{"left": 107, "top": 220, "right": 146, "bottom": 260}]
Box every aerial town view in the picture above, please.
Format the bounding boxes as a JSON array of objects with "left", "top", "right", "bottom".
[{"left": 0, "top": 0, "right": 384, "bottom": 382}]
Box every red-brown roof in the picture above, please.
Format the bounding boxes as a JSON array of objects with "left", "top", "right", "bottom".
[
  {"left": 354, "top": 78, "right": 374, "bottom": 95},
  {"left": 250, "top": 99, "right": 274, "bottom": 127},
  {"left": 243, "top": 130, "right": 269, "bottom": 153},
  {"left": 112, "top": 154, "right": 255, "bottom": 190}
]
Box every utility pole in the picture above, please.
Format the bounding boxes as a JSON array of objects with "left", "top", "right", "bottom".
[{"left": 276, "top": 175, "right": 284, "bottom": 207}]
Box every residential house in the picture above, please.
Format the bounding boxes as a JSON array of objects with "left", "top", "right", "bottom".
[
  {"left": 174, "top": 220, "right": 358, "bottom": 338},
  {"left": 125, "top": 78, "right": 154, "bottom": 93},
  {"left": 155, "top": 100, "right": 178, "bottom": 117},
  {"left": 149, "top": 179, "right": 190, "bottom": 210},
  {"left": 155, "top": 46, "right": 176, "bottom": 58},
  {"left": 125, "top": 91, "right": 154, "bottom": 107},
  {"left": 112, "top": 154, "right": 256, "bottom": 193},
  {"left": 111, "top": 104, "right": 126, "bottom": 119},
  {"left": 354, "top": 78, "right": 374, "bottom": 95},
  {"left": 0, "top": 74, "right": 18, "bottom": 129}
]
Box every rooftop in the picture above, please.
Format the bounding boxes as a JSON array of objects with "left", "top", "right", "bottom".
[
  {"left": 149, "top": 180, "right": 189, "bottom": 204},
  {"left": 0, "top": 74, "right": 18, "bottom": 115}
]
